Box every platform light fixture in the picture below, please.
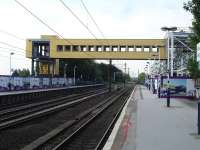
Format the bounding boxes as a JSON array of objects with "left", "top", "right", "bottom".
[{"left": 161, "top": 26, "right": 177, "bottom": 77}]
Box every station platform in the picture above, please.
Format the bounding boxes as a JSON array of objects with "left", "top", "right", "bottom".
[
  {"left": 104, "top": 85, "right": 200, "bottom": 150},
  {"left": 0, "top": 84, "right": 103, "bottom": 96}
]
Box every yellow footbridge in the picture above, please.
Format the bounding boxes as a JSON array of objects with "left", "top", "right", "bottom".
[{"left": 26, "top": 35, "right": 167, "bottom": 75}]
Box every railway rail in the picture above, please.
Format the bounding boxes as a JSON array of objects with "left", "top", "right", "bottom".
[
  {"left": 0, "top": 88, "right": 107, "bottom": 130},
  {"left": 0, "top": 85, "right": 134, "bottom": 150},
  {"left": 22, "top": 87, "right": 133, "bottom": 150}
]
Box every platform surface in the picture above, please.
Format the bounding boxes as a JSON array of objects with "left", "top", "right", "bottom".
[
  {"left": 104, "top": 85, "right": 200, "bottom": 150},
  {"left": 0, "top": 84, "right": 103, "bottom": 96}
]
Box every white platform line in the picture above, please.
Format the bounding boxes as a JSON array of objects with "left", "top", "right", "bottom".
[{"left": 103, "top": 85, "right": 137, "bottom": 150}]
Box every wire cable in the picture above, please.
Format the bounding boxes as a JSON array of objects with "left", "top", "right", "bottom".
[
  {"left": 80, "top": 0, "right": 106, "bottom": 39},
  {"left": 14, "top": 0, "right": 73, "bottom": 45},
  {"left": 0, "top": 46, "right": 25, "bottom": 55},
  {"left": 0, "top": 29, "right": 25, "bottom": 41},
  {"left": 0, "top": 41, "right": 25, "bottom": 51},
  {"left": 14, "top": 0, "right": 97, "bottom": 59},
  {"left": 59, "top": 0, "right": 98, "bottom": 40}
]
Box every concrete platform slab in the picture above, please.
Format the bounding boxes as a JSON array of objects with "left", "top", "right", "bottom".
[{"left": 104, "top": 85, "right": 200, "bottom": 150}]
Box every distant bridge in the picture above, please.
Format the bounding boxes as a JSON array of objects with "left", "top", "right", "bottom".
[{"left": 26, "top": 35, "right": 167, "bottom": 75}]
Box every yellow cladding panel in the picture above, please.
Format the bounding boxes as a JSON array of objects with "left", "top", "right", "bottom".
[
  {"left": 39, "top": 63, "right": 49, "bottom": 74},
  {"left": 51, "top": 51, "right": 166, "bottom": 60},
  {"left": 26, "top": 39, "right": 32, "bottom": 58},
  {"left": 54, "top": 38, "right": 165, "bottom": 46},
  {"left": 26, "top": 35, "right": 167, "bottom": 59}
]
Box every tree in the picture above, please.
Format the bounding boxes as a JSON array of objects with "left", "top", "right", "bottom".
[
  {"left": 187, "top": 58, "right": 200, "bottom": 79},
  {"left": 59, "top": 59, "right": 124, "bottom": 82},
  {"left": 184, "top": 0, "right": 200, "bottom": 78},
  {"left": 138, "top": 72, "right": 146, "bottom": 84},
  {"left": 12, "top": 69, "right": 30, "bottom": 77},
  {"left": 184, "top": 0, "right": 200, "bottom": 49}
]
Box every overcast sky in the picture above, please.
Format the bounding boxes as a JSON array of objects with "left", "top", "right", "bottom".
[{"left": 0, "top": 0, "right": 192, "bottom": 77}]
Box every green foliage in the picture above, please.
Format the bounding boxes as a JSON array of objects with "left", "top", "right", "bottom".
[
  {"left": 12, "top": 69, "right": 30, "bottom": 77},
  {"left": 59, "top": 59, "right": 126, "bottom": 82},
  {"left": 184, "top": 0, "right": 200, "bottom": 48},
  {"left": 138, "top": 72, "right": 146, "bottom": 84},
  {"left": 184, "top": 0, "right": 200, "bottom": 78},
  {"left": 187, "top": 58, "right": 200, "bottom": 79}
]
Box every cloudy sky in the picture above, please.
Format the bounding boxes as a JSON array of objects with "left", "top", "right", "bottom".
[{"left": 0, "top": 0, "right": 192, "bottom": 76}]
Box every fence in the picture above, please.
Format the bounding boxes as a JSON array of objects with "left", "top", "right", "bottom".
[{"left": 0, "top": 76, "right": 74, "bottom": 92}]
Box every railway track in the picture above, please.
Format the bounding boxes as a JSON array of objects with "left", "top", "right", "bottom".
[
  {"left": 0, "top": 88, "right": 120, "bottom": 149},
  {"left": 21, "top": 87, "right": 133, "bottom": 150},
  {"left": 0, "top": 85, "right": 104, "bottom": 111},
  {"left": 0, "top": 88, "right": 107, "bottom": 130},
  {"left": 0, "top": 86, "right": 134, "bottom": 150}
]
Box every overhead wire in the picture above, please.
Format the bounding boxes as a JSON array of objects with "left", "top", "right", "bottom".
[
  {"left": 0, "top": 40, "right": 25, "bottom": 51},
  {"left": 0, "top": 29, "right": 25, "bottom": 41},
  {"left": 14, "top": 0, "right": 97, "bottom": 59},
  {"left": 0, "top": 53, "right": 30, "bottom": 61},
  {"left": 80, "top": 0, "right": 106, "bottom": 39},
  {"left": 79, "top": 0, "right": 111, "bottom": 61},
  {"left": 0, "top": 46, "right": 25, "bottom": 55},
  {"left": 14, "top": 0, "right": 73, "bottom": 45},
  {"left": 59, "top": 0, "right": 98, "bottom": 40}
]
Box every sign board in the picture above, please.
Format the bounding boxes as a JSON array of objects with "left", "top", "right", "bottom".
[
  {"left": 160, "top": 78, "right": 195, "bottom": 98},
  {"left": 197, "top": 43, "right": 200, "bottom": 62}
]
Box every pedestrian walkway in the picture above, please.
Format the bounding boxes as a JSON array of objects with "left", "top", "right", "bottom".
[{"left": 104, "top": 85, "right": 200, "bottom": 150}]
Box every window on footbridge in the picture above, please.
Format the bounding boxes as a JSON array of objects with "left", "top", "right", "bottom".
[
  {"left": 128, "top": 46, "right": 134, "bottom": 52},
  {"left": 152, "top": 46, "right": 159, "bottom": 52},
  {"left": 64, "top": 45, "right": 71, "bottom": 51},
  {"left": 144, "top": 46, "right": 150, "bottom": 52},
  {"left": 112, "top": 46, "right": 118, "bottom": 52},
  {"left": 97, "top": 46, "right": 102, "bottom": 52},
  {"left": 89, "top": 46, "right": 95, "bottom": 52},
  {"left": 57, "top": 45, "right": 63, "bottom": 52},
  {"left": 120, "top": 46, "right": 126, "bottom": 52},
  {"left": 81, "top": 46, "right": 87, "bottom": 51},
  {"left": 136, "top": 46, "right": 142, "bottom": 52},
  {"left": 104, "top": 46, "right": 110, "bottom": 52},
  {"left": 73, "top": 45, "right": 79, "bottom": 51}
]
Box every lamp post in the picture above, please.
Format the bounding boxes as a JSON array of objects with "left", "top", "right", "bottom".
[
  {"left": 73, "top": 65, "right": 77, "bottom": 85},
  {"left": 64, "top": 64, "right": 67, "bottom": 78},
  {"left": 161, "top": 26, "right": 177, "bottom": 107},
  {"left": 10, "top": 52, "right": 14, "bottom": 76},
  {"left": 161, "top": 26, "right": 177, "bottom": 77},
  {"left": 64, "top": 64, "right": 67, "bottom": 86}
]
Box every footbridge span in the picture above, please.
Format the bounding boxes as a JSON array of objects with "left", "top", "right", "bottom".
[{"left": 26, "top": 35, "right": 167, "bottom": 75}]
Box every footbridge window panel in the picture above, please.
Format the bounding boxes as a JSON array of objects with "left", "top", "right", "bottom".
[
  {"left": 128, "top": 46, "right": 134, "bottom": 52},
  {"left": 73, "top": 45, "right": 79, "bottom": 51},
  {"left": 89, "top": 46, "right": 95, "bottom": 52},
  {"left": 81, "top": 46, "right": 87, "bottom": 52},
  {"left": 144, "top": 46, "right": 150, "bottom": 52},
  {"left": 32, "top": 41, "right": 50, "bottom": 58},
  {"left": 136, "top": 46, "right": 142, "bottom": 52},
  {"left": 97, "top": 46, "right": 102, "bottom": 52},
  {"left": 112, "top": 46, "right": 118, "bottom": 52},
  {"left": 57, "top": 45, "right": 63, "bottom": 52},
  {"left": 152, "top": 46, "right": 159, "bottom": 52},
  {"left": 104, "top": 46, "right": 110, "bottom": 52},
  {"left": 64, "top": 45, "right": 71, "bottom": 51},
  {"left": 120, "top": 46, "right": 126, "bottom": 52}
]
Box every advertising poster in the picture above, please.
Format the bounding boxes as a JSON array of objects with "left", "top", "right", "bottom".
[{"left": 160, "top": 78, "right": 195, "bottom": 98}]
